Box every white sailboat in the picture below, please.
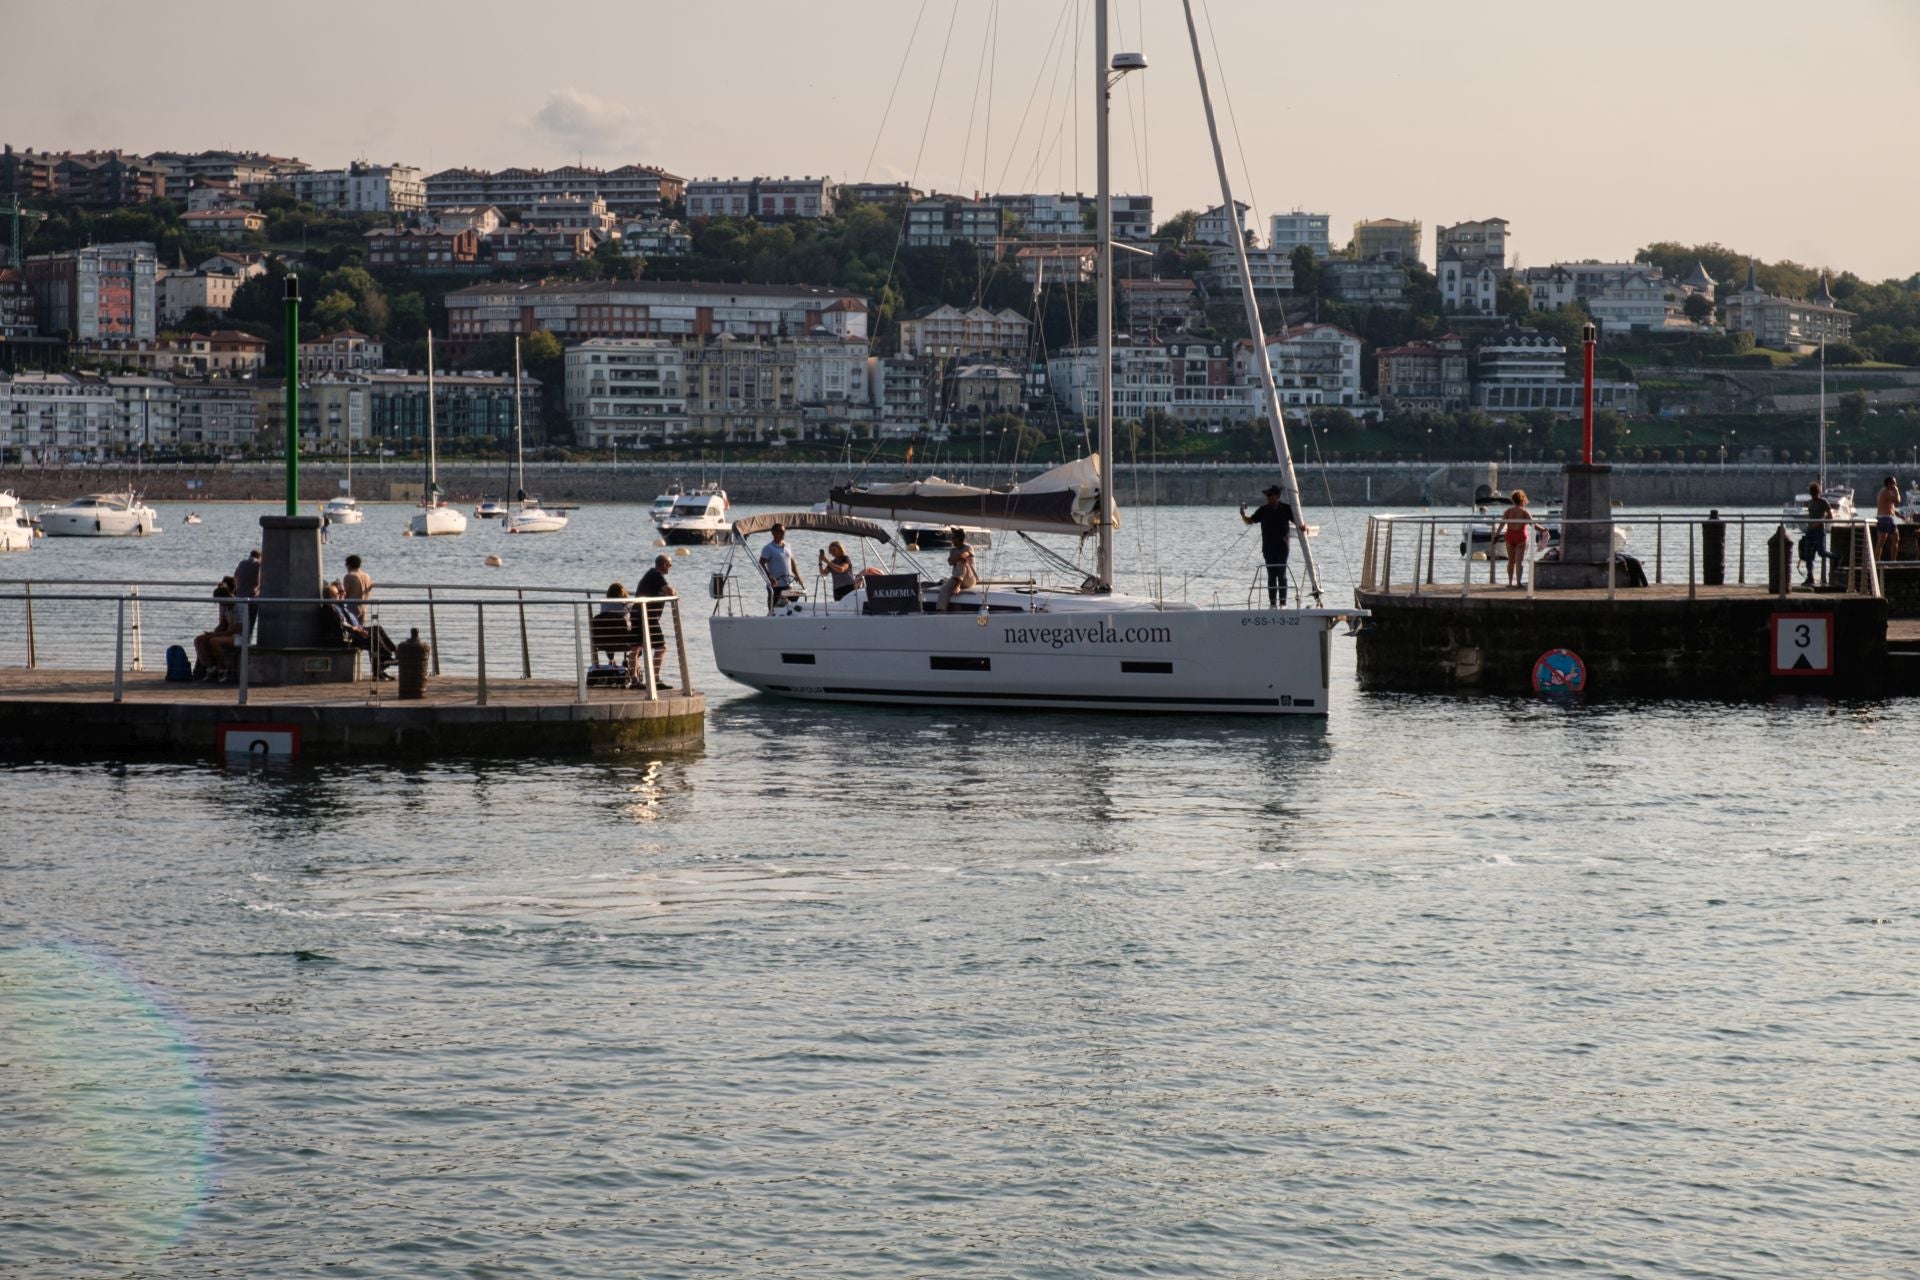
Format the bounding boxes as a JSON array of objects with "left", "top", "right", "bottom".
[
  {"left": 1782, "top": 330, "right": 1854, "bottom": 529},
  {"left": 706, "top": 2, "right": 1356, "bottom": 715},
  {"left": 408, "top": 331, "right": 468, "bottom": 538},
  {"left": 322, "top": 421, "right": 365, "bottom": 524},
  {"left": 503, "top": 338, "right": 568, "bottom": 535}
]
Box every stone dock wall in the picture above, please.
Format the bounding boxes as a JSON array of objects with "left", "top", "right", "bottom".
[{"left": 1, "top": 462, "right": 1903, "bottom": 508}]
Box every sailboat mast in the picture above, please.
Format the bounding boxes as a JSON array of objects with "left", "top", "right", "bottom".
[
  {"left": 425, "top": 329, "right": 439, "bottom": 497},
  {"left": 1818, "top": 334, "right": 1827, "bottom": 487},
  {"left": 1094, "top": 0, "right": 1116, "bottom": 591},
  {"left": 513, "top": 336, "right": 525, "bottom": 502},
  {"left": 1178, "top": 0, "right": 1322, "bottom": 605}
]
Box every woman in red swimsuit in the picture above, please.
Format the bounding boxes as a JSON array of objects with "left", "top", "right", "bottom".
[{"left": 1495, "top": 489, "right": 1534, "bottom": 587}]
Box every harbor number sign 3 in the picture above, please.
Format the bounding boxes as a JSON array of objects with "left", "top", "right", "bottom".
[{"left": 1771, "top": 612, "right": 1834, "bottom": 677}]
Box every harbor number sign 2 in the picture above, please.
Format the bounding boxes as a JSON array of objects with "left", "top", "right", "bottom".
[{"left": 1771, "top": 612, "right": 1834, "bottom": 677}]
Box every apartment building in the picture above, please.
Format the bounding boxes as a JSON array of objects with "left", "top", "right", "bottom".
[
  {"left": 1723, "top": 266, "right": 1853, "bottom": 351},
  {"left": 756, "top": 176, "right": 834, "bottom": 220},
  {"left": 24, "top": 242, "right": 158, "bottom": 341},
  {"left": 991, "top": 193, "right": 1090, "bottom": 240},
  {"left": 1194, "top": 201, "right": 1251, "bottom": 247},
  {"left": 158, "top": 255, "right": 264, "bottom": 326},
  {"left": 867, "top": 355, "right": 935, "bottom": 437},
  {"left": 444, "top": 279, "right": 869, "bottom": 346},
  {"left": 270, "top": 162, "right": 426, "bottom": 214},
  {"left": 565, "top": 338, "right": 688, "bottom": 446},
  {"left": 360, "top": 371, "right": 542, "bottom": 444},
  {"left": 1584, "top": 271, "right": 1686, "bottom": 337},
  {"left": 1017, "top": 244, "right": 1095, "bottom": 285},
  {"left": 1474, "top": 326, "right": 1636, "bottom": 413},
  {"left": 299, "top": 331, "right": 385, "bottom": 377},
  {"left": 1523, "top": 262, "right": 1652, "bottom": 310},
  {"left": 1046, "top": 339, "right": 1261, "bottom": 429},
  {"left": 905, "top": 197, "right": 1003, "bottom": 249},
  {"left": 424, "top": 164, "right": 683, "bottom": 215},
  {"left": 185, "top": 180, "right": 253, "bottom": 212},
  {"left": 30, "top": 150, "right": 170, "bottom": 205},
  {"left": 1438, "top": 249, "right": 1500, "bottom": 316},
  {"left": 619, "top": 218, "right": 692, "bottom": 258},
  {"left": 1110, "top": 195, "right": 1154, "bottom": 242},
  {"left": 1205, "top": 246, "right": 1293, "bottom": 299},
  {"left": 839, "top": 182, "right": 925, "bottom": 206},
  {"left": 1377, "top": 335, "right": 1472, "bottom": 415},
  {"left": 896, "top": 305, "right": 1031, "bottom": 359},
  {"left": 180, "top": 208, "right": 266, "bottom": 243},
  {"left": 1269, "top": 210, "right": 1333, "bottom": 258},
  {"left": 525, "top": 195, "right": 617, "bottom": 238},
  {"left": 1350, "top": 218, "right": 1422, "bottom": 265},
  {"left": 1435, "top": 217, "right": 1509, "bottom": 269},
  {"left": 1235, "top": 324, "right": 1369, "bottom": 413},
  {"left": 148, "top": 150, "right": 306, "bottom": 189},
  {"left": 432, "top": 205, "right": 504, "bottom": 236},
  {"left": 1120, "top": 277, "right": 1197, "bottom": 338},
  {"left": 685, "top": 177, "right": 755, "bottom": 220},
  {"left": 484, "top": 226, "right": 595, "bottom": 268},
  {"left": 77, "top": 330, "right": 268, "bottom": 375},
  {"left": 175, "top": 379, "right": 259, "bottom": 451},
  {"left": 1323, "top": 259, "right": 1409, "bottom": 308},
  {"left": 363, "top": 227, "right": 480, "bottom": 270},
  {"left": 0, "top": 269, "right": 40, "bottom": 339},
  {"left": 0, "top": 373, "right": 119, "bottom": 460}
]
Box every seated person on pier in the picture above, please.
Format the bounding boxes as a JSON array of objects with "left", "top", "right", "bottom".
[
  {"left": 192, "top": 579, "right": 240, "bottom": 680},
  {"left": 592, "top": 583, "right": 637, "bottom": 672},
  {"left": 323, "top": 582, "right": 397, "bottom": 679}
]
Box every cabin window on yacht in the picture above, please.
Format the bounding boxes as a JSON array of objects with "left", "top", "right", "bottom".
[
  {"left": 1121, "top": 661, "right": 1174, "bottom": 674},
  {"left": 780, "top": 653, "right": 817, "bottom": 665},
  {"left": 929, "top": 656, "right": 990, "bottom": 672}
]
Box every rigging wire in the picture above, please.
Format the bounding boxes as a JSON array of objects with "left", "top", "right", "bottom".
[
  {"left": 957, "top": 1, "right": 995, "bottom": 197},
  {"left": 860, "top": 0, "right": 932, "bottom": 182},
  {"left": 1198, "top": 0, "right": 1262, "bottom": 246},
  {"left": 992, "top": 0, "right": 1073, "bottom": 194}
]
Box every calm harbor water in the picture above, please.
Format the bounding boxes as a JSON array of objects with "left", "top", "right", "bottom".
[{"left": 2, "top": 500, "right": 1916, "bottom": 1278}]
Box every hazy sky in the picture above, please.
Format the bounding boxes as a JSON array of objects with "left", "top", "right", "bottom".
[{"left": 10, "top": 0, "right": 1918, "bottom": 280}]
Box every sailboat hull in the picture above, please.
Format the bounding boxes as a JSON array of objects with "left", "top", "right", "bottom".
[
  {"left": 410, "top": 507, "right": 468, "bottom": 537},
  {"left": 710, "top": 607, "right": 1337, "bottom": 715}
]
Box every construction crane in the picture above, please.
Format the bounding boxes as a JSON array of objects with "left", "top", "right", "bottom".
[{"left": 4, "top": 195, "right": 48, "bottom": 269}]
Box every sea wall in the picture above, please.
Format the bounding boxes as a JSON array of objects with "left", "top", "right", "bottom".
[{"left": 1, "top": 462, "right": 1902, "bottom": 509}]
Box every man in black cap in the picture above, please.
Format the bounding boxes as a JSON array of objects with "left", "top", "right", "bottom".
[{"left": 1239, "top": 485, "right": 1294, "bottom": 608}]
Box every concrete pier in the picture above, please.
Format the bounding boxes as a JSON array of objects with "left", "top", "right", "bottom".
[
  {"left": 0, "top": 670, "right": 705, "bottom": 757},
  {"left": 1354, "top": 581, "right": 1890, "bottom": 699}
]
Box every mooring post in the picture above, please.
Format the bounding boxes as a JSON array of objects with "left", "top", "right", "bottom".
[
  {"left": 1654, "top": 522, "right": 1664, "bottom": 585},
  {"left": 641, "top": 604, "right": 658, "bottom": 700},
  {"left": 23, "top": 580, "right": 35, "bottom": 669},
  {"left": 516, "top": 589, "right": 531, "bottom": 679},
  {"left": 236, "top": 601, "right": 250, "bottom": 706},
  {"left": 112, "top": 597, "right": 125, "bottom": 704},
  {"left": 1382, "top": 523, "right": 1394, "bottom": 593},
  {"left": 572, "top": 601, "right": 587, "bottom": 704},
  {"left": 1688, "top": 522, "right": 1697, "bottom": 601},
  {"left": 1738, "top": 515, "right": 1747, "bottom": 585},
  {"left": 426, "top": 586, "right": 442, "bottom": 675},
  {"left": 672, "top": 598, "right": 691, "bottom": 693},
  {"left": 474, "top": 604, "right": 488, "bottom": 707}
]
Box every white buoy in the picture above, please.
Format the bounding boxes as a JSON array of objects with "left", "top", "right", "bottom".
[
  {"left": 653, "top": 537, "right": 666, "bottom": 547},
  {"left": 675, "top": 547, "right": 690, "bottom": 557},
  {"left": 484, "top": 554, "right": 504, "bottom": 567}
]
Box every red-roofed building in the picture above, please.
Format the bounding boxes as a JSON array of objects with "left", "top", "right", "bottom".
[{"left": 1377, "top": 334, "right": 1472, "bottom": 415}]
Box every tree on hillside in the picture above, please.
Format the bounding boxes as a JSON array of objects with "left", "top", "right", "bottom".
[
  {"left": 1495, "top": 277, "right": 1530, "bottom": 316},
  {"left": 1837, "top": 391, "right": 1869, "bottom": 432},
  {"left": 1156, "top": 210, "right": 1199, "bottom": 245},
  {"left": 1683, "top": 292, "right": 1714, "bottom": 324}
]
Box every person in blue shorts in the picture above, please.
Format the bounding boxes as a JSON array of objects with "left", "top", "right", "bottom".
[{"left": 1875, "top": 476, "right": 1900, "bottom": 562}]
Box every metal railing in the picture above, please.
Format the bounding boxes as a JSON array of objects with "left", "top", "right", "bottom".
[
  {"left": 0, "top": 577, "right": 694, "bottom": 705},
  {"left": 1357, "top": 512, "right": 1884, "bottom": 601}
]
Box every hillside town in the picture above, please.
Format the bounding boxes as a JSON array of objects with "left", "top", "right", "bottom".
[{"left": 1, "top": 143, "right": 1913, "bottom": 465}]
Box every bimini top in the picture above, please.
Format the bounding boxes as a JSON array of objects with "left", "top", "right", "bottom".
[{"left": 730, "top": 511, "right": 894, "bottom": 545}]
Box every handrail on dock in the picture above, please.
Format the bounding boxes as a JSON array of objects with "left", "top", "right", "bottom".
[
  {"left": 1358, "top": 511, "right": 1886, "bottom": 601},
  {"left": 0, "top": 581, "right": 695, "bottom": 707}
]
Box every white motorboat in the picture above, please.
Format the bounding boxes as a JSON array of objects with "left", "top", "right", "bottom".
[
  {"left": 182, "top": 511, "right": 204, "bottom": 525},
  {"left": 324, "top": 428, "right": 365, "bottom": 523},
  {"left": 649, "top": 485, "right": 683, "bottom": 526},
  {"left": 40, "top": 492, "right": 161, "bottom": 537},
  {"left": 660, "top": 491, "right": 732, "bottom": 545},
  {"left": 322, "top": 496, "right": 364, "bottom": 525},
  {"left": 408, "top": 331, "right": 468, "bottom": 538},
  {"left": 474, "top": 499, "right": 508, "bottom": 520},
  {"left": 502, "top": 338, "right": 568, "bottom": 535},
  {"left": 0, "top": 491, "right": 33, "bottom": 552},
  {"left": 708, "top": 4, "right": 1358, "bottom": 716}
]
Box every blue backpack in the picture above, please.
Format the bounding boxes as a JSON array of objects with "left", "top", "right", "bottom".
[{"left": 165, "top": 644, "right": 193, "bottom": 682}]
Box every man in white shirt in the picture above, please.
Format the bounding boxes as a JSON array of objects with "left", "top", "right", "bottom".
[{"left": 758, "top": 523, "right": 800, "bottom": 611}]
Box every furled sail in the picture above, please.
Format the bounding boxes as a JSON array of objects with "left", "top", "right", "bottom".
[{"left": 827, "top": 456, "right": 1116, "bottom": 534}]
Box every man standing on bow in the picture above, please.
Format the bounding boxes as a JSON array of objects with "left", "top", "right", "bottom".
[{"left": 1239, "top": 485, "right": 1294, "bottom": 608}]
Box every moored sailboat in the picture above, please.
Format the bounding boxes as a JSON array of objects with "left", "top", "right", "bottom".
[
  {"left": 408, "top": 331, "right": 468, "bottom": 538},
  {"left": 504, "top": 337, "right": 568, "bottom": 534}
]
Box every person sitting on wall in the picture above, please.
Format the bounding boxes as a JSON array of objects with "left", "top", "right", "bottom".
[
  {"left": 193, "top": 580, "right": 240, "bottom": 681},
  {"left": 324, "top": 582, "right": 397, "bottom": 680}
]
